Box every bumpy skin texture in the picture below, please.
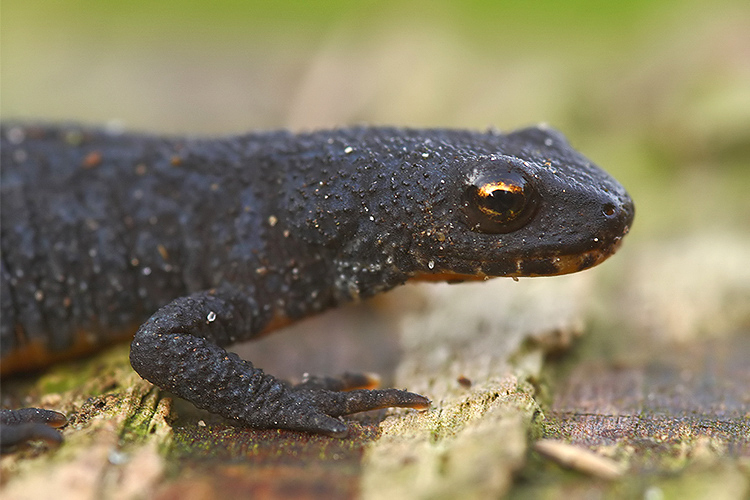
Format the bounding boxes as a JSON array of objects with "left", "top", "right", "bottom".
[{"left": 1, "top": 123, "right": 634, "bottom": 445}]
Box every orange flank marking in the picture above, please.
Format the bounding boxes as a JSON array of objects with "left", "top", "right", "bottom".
[
  {"left": 81, "top": 150, "right": 103, "bottom": 169},
  {"left": 408, "top": 271, "right": 488, "bottom": 283},
  {"left": 1, "top": 324, "right": 139, "bottom": 376},
  {"left": 257, "top": 309, "right": 295, "bottom": 337}
]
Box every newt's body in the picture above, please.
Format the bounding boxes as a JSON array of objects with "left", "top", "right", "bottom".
[{"left": 0, "top": 124, "right": 633, "bottom": 448}]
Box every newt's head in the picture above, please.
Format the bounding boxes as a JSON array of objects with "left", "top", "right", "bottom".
[{"left": 408, "top": 125, "right": 634, "bottom": 280}]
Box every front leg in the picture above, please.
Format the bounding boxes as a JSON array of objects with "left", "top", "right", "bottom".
[{"left": 129, "top": 285, "right": 429, "bottom": 437}]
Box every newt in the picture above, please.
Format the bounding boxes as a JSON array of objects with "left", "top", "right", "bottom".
[{"left": 0, "top": 123, "right": 634, "bottom": 450}]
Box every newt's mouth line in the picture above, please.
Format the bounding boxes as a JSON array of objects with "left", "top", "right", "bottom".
[
  {"left": 508, "top": 242, "right": 621, "bottom": 277},
  {"left": 511, "top": 233, "right": 628, "bottom": 276},
  {"left": 411, "top": 235, "right": 625, "bottom": 282}
]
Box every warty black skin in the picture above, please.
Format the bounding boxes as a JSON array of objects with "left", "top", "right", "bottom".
[{"left": 0, "top": 123, "right": 634, "bottom": 448}]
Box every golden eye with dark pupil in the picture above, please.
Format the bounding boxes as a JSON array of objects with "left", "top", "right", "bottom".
[
  {"left": 476, "top": 182, "right": 526, "bottom": 221},
  {"left": 464, "top": 170, "right": 539, "bottom": 234}
]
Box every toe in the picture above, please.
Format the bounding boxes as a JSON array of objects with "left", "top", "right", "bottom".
[{"left": 318, "top": 388, "right": 431, "bottom": 416}]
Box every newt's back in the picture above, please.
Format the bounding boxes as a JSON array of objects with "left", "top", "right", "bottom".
[{"left": 1, "top": 125, "right": 182, "bottom": 371}]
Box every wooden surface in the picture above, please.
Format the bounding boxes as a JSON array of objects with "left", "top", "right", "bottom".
[{"left": 2, "top": 234, "right": 750, "bottom": 499}]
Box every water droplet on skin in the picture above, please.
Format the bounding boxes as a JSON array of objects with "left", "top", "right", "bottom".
[{"left": 6, "top": 126, "right": 26, "bottom": 144}]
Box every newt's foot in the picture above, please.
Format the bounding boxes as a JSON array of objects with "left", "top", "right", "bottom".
[
  {"left": 0, "top": 408, "right": 67, "bottom": 453},
  {"left": 275, "top": 386, "right": 430, "bottom": 437}
]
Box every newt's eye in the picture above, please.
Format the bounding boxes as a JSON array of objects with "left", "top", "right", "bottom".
[{"left": 464, "top": 171, "right": 539, "bottom": 233}]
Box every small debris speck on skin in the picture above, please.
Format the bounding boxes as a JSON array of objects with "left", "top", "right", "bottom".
[{"left": 82, "top": 151, "right": 103, "bottom": 169}]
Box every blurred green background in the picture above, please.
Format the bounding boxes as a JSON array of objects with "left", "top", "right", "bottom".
[{"left": 2, "top": 0, "right": 749, "bottom": 237}]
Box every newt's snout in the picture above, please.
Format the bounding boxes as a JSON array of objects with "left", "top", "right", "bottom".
[{"left": 499, "top": 185, "right": 635, "bottom": 278}]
